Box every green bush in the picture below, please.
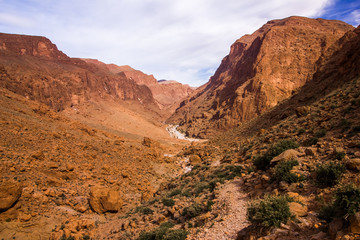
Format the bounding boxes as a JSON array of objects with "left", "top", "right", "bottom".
[
  {"left": 268, "top": 139, "right": 299, "bottom": 157},
  {"left": 137, "top": 222, "right": 187, "bottom": 240},
  {"left": 253, "top": 139, "right": 299, "bottom": 171},
  {"left": 162, "top": 229, "right": 188, "bottom": 240},
  {"left": 319, "top": 184, "right": 360, "bottom": 222},
  {"left": 168, "top": 189, "right": 182, "bottom": 197},
  {"left": 304, "top": 137, "right": 318, "bottom": 146},
  {"left": 182, "top": 203, "right": 205, "bottom": 220},
  {"left": 141, "top": 207, "right": 154, "bottom": 215},
  {"left": 334, "top": 151, "right": 345, "bottom": 160},
  {"left": 315, "top": 162, "right": 345, "bottom": 188},
  {"left": 247, "top": 195, "right": 291, "bottom": 229},
  {"left": 274, "top": 160, "right": 302, "bottom": 183},
  {"left": 334, "top": 184, "right": 360, "bottom": 216},
  {"left": 253, "top": 155, "right": 272, "bottom": 171},
  {"left": 162, "top": 198, "right": 175, "bottom": 207},
  {"left": 314, "top": 129, "right": 327, "bottom": 138}
]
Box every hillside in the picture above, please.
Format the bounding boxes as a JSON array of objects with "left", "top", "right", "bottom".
[{"left": 168, "top": 16, "right": 354, "bottom": 138}]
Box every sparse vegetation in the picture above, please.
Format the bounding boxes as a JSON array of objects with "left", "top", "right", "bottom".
[
  {"left": 315, "top": 162, "right": 345, "bottom": 188},
  {"left": 319, "top": 184, "right": 360, "bottom": 222},
  {"left": 253, "top": 139, "right": 299, "bottom": 170},
  {"left": 137, "top": 222, "right": 187, "bottom": 240},
  {"left": 247, "top": 195, "right": 292, "bottom": 229},
  {"left": 162, "top": 198, "right": 175, "bottom": 207},
  {"left": 273, "top": 160, "right": 303, "bottom": 183}
]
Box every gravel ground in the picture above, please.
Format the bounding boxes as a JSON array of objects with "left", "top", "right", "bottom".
[{"left": 189, "top": 179, "right": 249, "bottom": 240}]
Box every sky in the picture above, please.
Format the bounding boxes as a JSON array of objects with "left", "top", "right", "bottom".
[{"left": 0, "top": 0, "right": 359, "bottom": 87}]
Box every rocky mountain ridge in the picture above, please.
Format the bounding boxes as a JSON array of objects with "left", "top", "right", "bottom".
[
  {"left": 84, "top": 60, "right": 195, "bottom": 112},
  {"left": 168, "top": 16, "right": 354, "bottom": 138}
]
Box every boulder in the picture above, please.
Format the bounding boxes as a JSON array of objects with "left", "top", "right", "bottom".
[
  {"left": 89, "top": 186, "right": 122, "bottom": 214},
  {"left": 289, "top": 202, "right": 308, "bottom": 217},
  {"left": 189, "top": 155, "right": 201, "bottom": 165},
  {"left": 0, "top": 181, "right": 22, "bottom": 212},
  {"left": 345, "top": 158, "right": 360, "bottom": 172},
  {"left": 271, "top": 149, "right": 300, "bottom": 166},
  {"left": 142, "top": 137, "right": 160, "bottom": 148}
]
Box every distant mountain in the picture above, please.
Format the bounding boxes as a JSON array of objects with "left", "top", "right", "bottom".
[
  {"left": 83, "top": 59, "right": 195, "bottom": 114},
  {"left": 168, "top": 16, "right": 354, "bottom": 138}
]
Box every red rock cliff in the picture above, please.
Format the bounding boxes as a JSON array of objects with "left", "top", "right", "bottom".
[{"left": 168, "top": 16, "right": 354, "bottom": 138}]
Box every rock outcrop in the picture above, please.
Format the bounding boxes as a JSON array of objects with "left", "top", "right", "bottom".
[
  {"left": 103, "top": 63, "right": 195, "bottom": 112},
  {"left": 168, "top": 16, "right": 354, "bottom": 138},
  {"left": 0, "top": 33, "right": 158, "bottom": 111},
  {"left": 89, "top": 186, "right": 123, "bottom": 214},
  {"left": 0, "top": 181, "right": 22, "bottom": 212}
]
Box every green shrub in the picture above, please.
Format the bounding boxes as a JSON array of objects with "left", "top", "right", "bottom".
[
  {"left": 315, "top": 162, "right": 345, "bottom": 188},
  {"left": 168, "top": 189, "right": 182, "bottom": 197},
  {"left": 334, "top": 151, "right": 345, "bottom": 160},
  {"left": 304, "top": 137, "right": 318, "bottom": 146},
  {"left": 160, "top": 222, "right": 175, "bottom": 229},
  {"left": 297, "top": 128, "right": 306, "bottom": 135},
  {"left": 193, "top": 182, "right": 209, "bottom": 196},
  {"left": 253, "top": 139, "right": 299, "bottom": 171},
  {"left": 334, "top": 184, "right": 360, "bottom": 216},
  {"left": 163, "top": 229, "right": 188, "bottom": 240},
  {"left": 162, "top": 198, "right": 175, "bottom": 207},
  {"left": 314, "top": 129, "right": 327, "bottom": 138},
  {"left": 247, "top": 195, "right": 291, "bottom": 229},
  {"left": 253, "top": 155, "right": 272, "bottom": 171},
  {"left": 141, "top": 207, "right": 154, "bottom": 215},
  {"left": 182, "top": 203, "right": 205, "bottom": 220},
  {"left": 274, "top": 160, "right": 302, "bottom": 183},
  {"left": 268, "top": 139, "right": 299, "bottom": 157},
  {"left": 137, "top": 221, "right": 186, "bottom": 240},
  {"left": 319, "top": 184, "right": 360, "bottom": 222}
]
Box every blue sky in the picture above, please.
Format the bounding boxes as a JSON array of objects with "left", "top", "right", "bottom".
[{"left": 0, "top": 0, "right": 359, "bottom": 87}]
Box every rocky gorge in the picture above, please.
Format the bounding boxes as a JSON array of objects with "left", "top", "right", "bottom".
[{"left": 0, "top": 16, "right": 359, "bottom": 240}]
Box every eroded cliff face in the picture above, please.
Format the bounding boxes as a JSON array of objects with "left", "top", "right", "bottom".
[
  {"left": 100, "top": 63, "right": 195, "bottom": 113},
  {"left": 0, "top": 33, "right": 157, "bottom": 112},
  {"left": 168, "top": 16, "right": 354, "bottom": 138}
]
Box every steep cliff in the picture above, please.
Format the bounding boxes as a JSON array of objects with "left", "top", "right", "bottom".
[
  {"left": 0, "top": 33, "right": 157, "bottom": 111},
  {"left": 168, "top": 16, "right": 354, "bottom": 138}
]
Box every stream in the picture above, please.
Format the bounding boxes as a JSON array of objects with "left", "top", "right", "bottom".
[{"left": 166, "top": 124, "right": 199, "bottom": 142}]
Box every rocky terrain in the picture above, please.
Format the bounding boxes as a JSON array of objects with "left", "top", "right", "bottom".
[
  {"left": 0, "top": 16, "right": 359, "bottom": 240},
  {"left": 168, "top": 16, "right": 354, "bottom": 138}
]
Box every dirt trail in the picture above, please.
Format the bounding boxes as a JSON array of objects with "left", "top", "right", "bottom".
[{"left": 190, "top": 179, "right": 249, "bottom": 240}]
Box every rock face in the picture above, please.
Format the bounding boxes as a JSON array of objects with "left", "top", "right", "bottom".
[
  {"left": 103, "top": 63, "right": 195, "bottom": 112},
  {"left": 89, "top": 186, "right": 123, "bottom": 214},
  {"left": 0, "top": 33, "right": 158, "bottom": 112},
  {"left": 0, "top": 181, "right": 22, "bottom": 212},
  {"left": 168, "top": 16, "right": 353, "bottom": 138}
]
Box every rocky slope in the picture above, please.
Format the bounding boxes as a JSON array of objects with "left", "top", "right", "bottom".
[
  {"left": 0, "top": 87, "right": 184, "bottom": 240},
  {"left": 84, "top": 24, "right": 360, "bottom": 240},
  {"left": 168, "top": 16, "right": 354, "bottom": 138},
  {"left": 0, "top": 33, "right": 158, "bottom": 112}
]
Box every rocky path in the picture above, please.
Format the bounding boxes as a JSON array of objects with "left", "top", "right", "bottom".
[{"left": 189, "top": 179, "right": 249, "bottom": 240}]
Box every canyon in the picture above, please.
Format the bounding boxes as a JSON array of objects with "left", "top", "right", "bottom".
[{"left": 0, "top": 16, "right": 359, "bottom": 240}]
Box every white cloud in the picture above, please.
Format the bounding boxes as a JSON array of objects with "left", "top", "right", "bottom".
[{"left": 0, "top": 0, "right": 333, "bottom": 86}]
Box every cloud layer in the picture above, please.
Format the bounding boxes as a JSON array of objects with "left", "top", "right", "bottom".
[{"left": 0, "top": 0, "right": 356, "bottom": 86}]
